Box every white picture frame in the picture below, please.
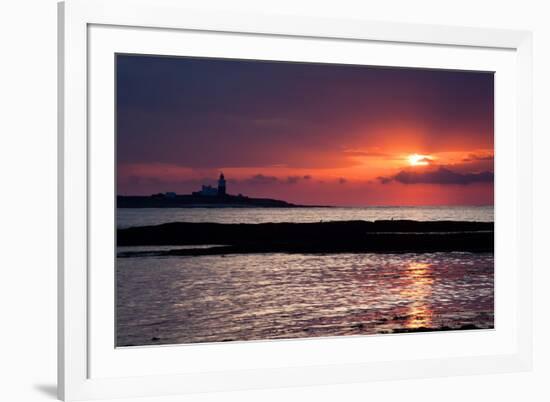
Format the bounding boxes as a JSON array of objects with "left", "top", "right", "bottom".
[{"left": 58, "top": 0, "right": 533, "bottom": 400}]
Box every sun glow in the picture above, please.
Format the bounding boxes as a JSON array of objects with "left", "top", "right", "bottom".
[{"left": 407, "top": 154, "right": 432, "bottom": 166}]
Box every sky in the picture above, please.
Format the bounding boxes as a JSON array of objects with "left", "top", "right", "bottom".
[{"left": 116, "top": 54, "right": 494, "bottom": 206}]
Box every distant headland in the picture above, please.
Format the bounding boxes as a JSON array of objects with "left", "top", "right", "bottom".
[{"left": 118, "top": 173, "right": 311, "bottom": 208}]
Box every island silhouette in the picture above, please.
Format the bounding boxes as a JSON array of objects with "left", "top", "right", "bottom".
[{"left": 118, "top": 173, "right": 313, "bottom": 208}]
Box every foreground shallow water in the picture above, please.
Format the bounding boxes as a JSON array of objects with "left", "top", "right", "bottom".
[{"left": 116, "top": 251, "right": 493, "bottom": 346}]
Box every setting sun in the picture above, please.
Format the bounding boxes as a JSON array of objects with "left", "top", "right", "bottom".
[{"left": 408, "top": 154, "right": 432, "bottom": 166}]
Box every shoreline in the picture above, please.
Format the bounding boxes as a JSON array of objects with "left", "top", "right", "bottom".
[{"left": 118, "top": 324, "right": 494, "bottom": 347}]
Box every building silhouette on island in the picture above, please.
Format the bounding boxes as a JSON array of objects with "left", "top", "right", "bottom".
[
  {"left": 118, "top": 173, "right": 309, "bottom": 208},
  {"left": 192, "top": 173, "right": 227, "bottom": 197}
]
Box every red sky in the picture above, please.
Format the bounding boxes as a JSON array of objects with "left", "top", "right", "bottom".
[{"left": 116, "top": 55, "right": 494, "bottom": 206}]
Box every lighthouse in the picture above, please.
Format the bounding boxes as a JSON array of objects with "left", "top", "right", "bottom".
[{"left": 218, "top": 173, "right": 226, "bottom": 196}]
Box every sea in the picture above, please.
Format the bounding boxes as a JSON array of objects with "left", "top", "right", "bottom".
[
  {"left": 116, "top": 205, "right": 493, "bottom": 228},
  {"left": 116, "top": 206, "right": 494, "bottom": 346}
]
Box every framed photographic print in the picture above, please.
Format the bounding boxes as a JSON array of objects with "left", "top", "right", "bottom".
[{"left": 58, "top": 0, "right": 533, "bottom": 400}]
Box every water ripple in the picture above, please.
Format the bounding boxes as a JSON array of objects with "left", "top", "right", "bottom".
[{"left": 116, "top": 252, "right": 494, "bottom": 346}]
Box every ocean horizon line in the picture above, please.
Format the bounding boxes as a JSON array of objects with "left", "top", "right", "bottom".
[{"left": 115, "top": 202, "right": 493, "bottom": 208}]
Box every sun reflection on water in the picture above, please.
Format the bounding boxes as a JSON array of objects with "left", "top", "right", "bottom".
[{"left": 400, "top": 262, "right": 434, "bottom": 329}]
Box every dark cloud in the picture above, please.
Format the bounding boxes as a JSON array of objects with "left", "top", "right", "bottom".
[
  {"left": 286, "top": 174, "right": 313, "bottom": 184},
  {"left": 462, "top": 154, "right": 494, "bottom": 162},
  {"left": 245, "top": 174, "right": 314, "bottom": 185},
  {"left": 338, "top": 177, "right": 348, "bottom": 184},
  {"left": 343, "top": 150, "right": 389, "bottom": 157},
  {"left": 286, "top": 176, "right": 301, "bottom": 184},
  {"left": 246, "top": 174, "right": 279, "bottom": 185},
  {"left": 377, "top": 176, "right": 392, "bottom": 184},
  {"left": 418, "top": 156, "right": 434, "bottom": 164},
  {"left": 378, "top": 167, "right": 493, "bottom": 185}
]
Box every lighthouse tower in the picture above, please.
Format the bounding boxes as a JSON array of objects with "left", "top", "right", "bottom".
[{"left": 218, "top": 173, "right": 226, "bottom": 196}]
